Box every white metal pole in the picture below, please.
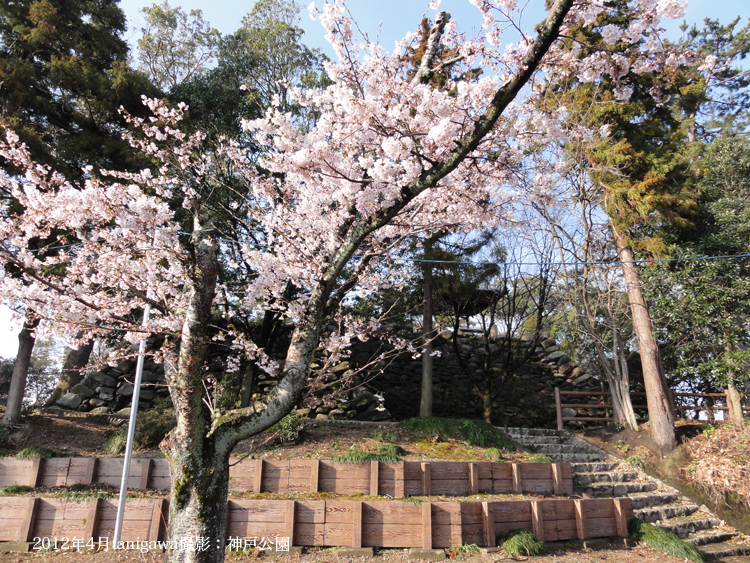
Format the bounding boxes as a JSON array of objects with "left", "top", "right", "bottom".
[{"left": 113, "top": 301, "right": 151, "bottom": 545}]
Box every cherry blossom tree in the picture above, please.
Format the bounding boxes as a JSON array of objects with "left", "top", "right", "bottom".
[{"left": 0, "top": 0, "right": 692, "bottom": 561}]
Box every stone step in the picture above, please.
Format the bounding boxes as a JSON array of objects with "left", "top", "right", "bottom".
[
  {"left": 525, "top": 444, "right": 601, "bottom": 455},
  {"left": 656, "top": 516, "right": 721, "bottom": 538},
  {"left": 579, "top": 481, "right": 657, "bottom": 498},
  {"left": 574, "top": 471, "right": 638, "bottom": 485},
  {"left": 629, "top": 492, "right": 680, "bottom": 509},
  {"left": 711, "top": 556, "right": 750, "bottom": 563},
  {"left": 500, "top": 427, "right": 567, "bottom": 437},
  {"left": 698, "top": 542, "right": 750, "bottom": 561},
  {"left": 571, "top": 462, "right": 620, "bottom": 473},
  {"left": 508, "top": 436, "right": 566, "bottom": 444},
  {"left": 548, "top": 453, "right": 606, "bottom": 463},
  {"left": 687, "top": 530, "right": 740, "bottom": 546},
  {"left": 633, "top": 503, "right": 700, "bottom": 523}
]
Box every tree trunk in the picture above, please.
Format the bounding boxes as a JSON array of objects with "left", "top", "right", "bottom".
[
  {"left": 420, "top": 239, "right": 434, "bottom": 418},
  {"left": 608, "top": 370, "right": 639, "bottom": 430},
  {"left": 726, "top": 382, "right": 744, "bottom": 423},
  {"left": 239, "top": 363, "right": 255, "bottom": 409},
  {"left": 610, "top": 324, "right": 638, "bottom": 430},
  {"left": 44, "top": 335, "right": 94, "bottom": 407},
  {"left": 2, "top": 315, "right": 39, "bottom": 426},
  {"left": 164, "top": 437, "right": 230, "bottom": 563},
  {"left": 482, "top": 392, "right": 492, "bottom": 424},
  {"left": 614, "top": 232, "right": 676, "bottom": 454}
]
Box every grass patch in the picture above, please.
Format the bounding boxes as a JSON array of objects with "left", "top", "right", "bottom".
[
  {"left": 483, "top": 448, "right": 506, "bottom": 462},
  {"left": 402, "top": 496, "right": 425, "bottom": 504},
  {"left": 399, "top": 418, "right": 514, "bottom": 450},
  {"left": 626, "top": 453, "right": 651, "bottom": 470},
  {"left": 378, "top": 443, "right": 406, "bottom": 457},
  {"left": 52, "top": 483, "right": 116, "bottom": 501},
  {"left": 133, "top": 399, "right": 176, "bottom": 449},
  {"left": 629, "top": 518, "right": 704, "bottom": 562},
  {"left": 0, "top": 485, "right": 33, "bottom": 495},
  {"left": 103, "top": 425, "right": 128, "bottom": 455},
  {"left": 446, "top": 543, "right": 481, "bottom": 558},
  {"left": 333, "top": 449, "right": 403, "bottom": 463},
  {"left": 528, "top": 453, "right": 553, "bottom": 463},
  {"left": 497, "top": 529, "right": 546, "bottom": 556},
  {"left": 16, "top": 446, "right": 56, "bottom": 459}
]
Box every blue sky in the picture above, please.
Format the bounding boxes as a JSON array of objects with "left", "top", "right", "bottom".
[
  {"left": 1, "top": 0, "right": 749, "bottom": 357},
  {"left": 115, "top": 0, "right": 750, "bottom": 56}
]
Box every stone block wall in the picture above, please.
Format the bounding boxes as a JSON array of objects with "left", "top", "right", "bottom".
[{"left": 53, "top": 330, "right": 608, "bottom": 428}]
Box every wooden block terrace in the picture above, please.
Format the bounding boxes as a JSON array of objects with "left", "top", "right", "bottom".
[
  {"left": 0, "top": 457, "right": 574, "bottom": 496},
  {"left": 0, "top": 458, "right": 634, "bottom": 550},
  {"left": 0, "top": 496, "right": 634, "bottom": 549}
]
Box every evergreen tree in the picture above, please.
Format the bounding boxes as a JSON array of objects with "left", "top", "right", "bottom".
[{"left": 0, "top": 0, "right": 156, "bottom": 180}]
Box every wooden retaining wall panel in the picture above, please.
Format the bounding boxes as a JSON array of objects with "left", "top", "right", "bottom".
[
  {"left": 361, "top": 501, "right": 422, "bottom": 524},
  {"left": 430, "top": 479, "right": 470, "bottom": 496},
  {"left": 318, "top": 462, "right": 370, "bottom": 495},
  {"left": 262, "top": 460, "right": 290, "bottom": 492},
  {"left": 361, "top": 502, "right": 422, "bottom": 547},
  {"left": 318, "top": 479, "right": 370, "bottom": 495},
  {"left": 0, "top": 458, "right": 574, "bottom": 496},
  {"left": 0, "top": 497, "right": 32, "bottom": 541},
  {"left": 362, "top": 524, "right": 422, "bottom": 548},
  {"left": 578, "top": 498, "right": 622, "bottom": 538},
  {"left": 65, "top": 458, "right": 95, "bottom": 486},
  {"left": 228, "top": 458, "right": 257, "bottom": 491},
  {"left": 429, "top": 462, "right": 469, "bottom": 481},
  {"left": 493, "top": 500, "right": 533, "bottom": 538},
  {"left": 431, "top": 503, "right": 462, "bottom": 548},
  {"left": 37, "top": 459, "right": 69, "bottom": 488},
  {"left": 0, "top": 497, "right": 634, "bottom": 548},
  {"left": 96, "top": 499, "right": 159, "bottom": 542},
  {"left": 289, "top": 460, "right": 315, "bottom": 492},
  {"left": 459, "top": 503, "right": 484, "bottom": 546},
  {"left": 31, "top": 499, "right": 88, "bottom": 539},
  {"left": 294, "top": 501, "right": 325, "bottom": 546},
  {"left": 0, "top": 458, "right": 39, "bottom": 488},
  {"left": 322, "top": 502, "right": 353, "bottom": 547},
  {"left": 322, "top": 501, "right": 356, "bottom": 547},
  {"left": 228, "top": 500, "right": 288, "bottom": 523},
  {"left": 148, "top": 459, "right": 170, "bottom": 490},
  {"left": 95, "top": 458, "right": 146, "bottom": 489}
]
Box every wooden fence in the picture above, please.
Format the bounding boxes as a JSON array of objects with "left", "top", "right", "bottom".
[
  {"left": 0, "top": 458, "right": 573, "bottom": 497},
  {"left": 554, "top": 388, "right": 749, "bottom": 430},
  {"left": 0, "top": 496, "right": 632, "bottom": 548}
]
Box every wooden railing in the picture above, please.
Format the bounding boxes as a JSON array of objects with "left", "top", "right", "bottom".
[{"left": 554, "top": 388, "right": 749, "bottom": 430}]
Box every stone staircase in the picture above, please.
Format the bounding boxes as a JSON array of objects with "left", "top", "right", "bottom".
[{"left": 501, "top": 427, "right": 750, "bottom": 562}]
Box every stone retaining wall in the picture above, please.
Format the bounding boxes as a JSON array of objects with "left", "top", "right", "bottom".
[{"left": 53, "top": 330, "right": 607, "bottom": 427}]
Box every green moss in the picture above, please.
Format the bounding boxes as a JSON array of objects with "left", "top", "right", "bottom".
[
  {"left": 0, "top": 485, "right": 34, "bottom": 495},
  {"left": 53, "top": 483, "right": 115, "bottom": 501},
  {"left": 629, "top": 518, "right": 704, "bottom": 562},
  {"left": 16, "top": 446, "right": 56, "bottom": 459},
  {"left": 497, "top": 529, "right": 546, "bottom": 556},
  {"left": 399, "top": 418, "right": 514, "bottom": 450},
  {"left": 333, "top": 450, "right": 403, "bottom": 463},
  {"left": 528, "top": 453, "right": 553, "bottom": 463}
]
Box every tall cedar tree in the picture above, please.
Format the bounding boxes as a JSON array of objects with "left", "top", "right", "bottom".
[{"left": 546, "top": 1, "right": 697, "bottom": 453}]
